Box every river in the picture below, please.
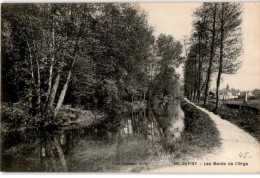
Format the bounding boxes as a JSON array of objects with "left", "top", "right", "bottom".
[{"left": 2, "top": 99, "right": 184, "bottom": 172}]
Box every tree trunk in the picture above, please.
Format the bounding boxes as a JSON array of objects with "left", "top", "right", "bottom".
[
  {"left": 197, "top": 54, "right": 202, "bottom": 103},
  {"left": 188, "top": 91, "right": 192, "bottom": 101},
  {"left": 47, "top": 71, "right": 61, "bottom": 111},
  {"left": 137, "top": 112, "right": 139, "bottom": 136},
  {"left": 25, "top": 29, "right": 35, "bottom": 86},
  {"left": 198, "top": 80, "right": 206, "bottom": 102},
  {"left": 36, "top": 58, "right": 41, "bottom": 111},
  {"left": 192, "top": 89, "right": 196, "bottom": 102},
  {"left": 46, "top": 21, "right": 55, "bottom": 106},
  {"left": 55, "top": 69, "right": 72, "bottom": 116},
  {"left": 46, "top": 59, "right": 54, "bottom": 107},
  {"left": 193, "top": 89, "right": 197, "bottom": 102},
  {"left": 25, "top": 35, "right": 39, "bottom": 114},
  {"left": 54, "top": 25, "right": 81, "bottom": 116},
  {"left": 204, "top": 3, "right": 217, "bottom": 104},
  {"left": 151, "top": 117, "right": 154, "bottom": 143},
  {"left": 216, "top": 3, "right": 225, "bottom": 112},
  {"left": 197, "top": 21, "right": 203, "bottom": 103},
  {"left": 197, "top": 45, "right": 208, "bottom": 103},
  {"left": 28, "top": 87, "right": 33, "bottom": 108}
]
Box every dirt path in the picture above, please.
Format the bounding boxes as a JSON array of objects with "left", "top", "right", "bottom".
[{"left": 146, "top": 99, "right": 260, "bottom": 173}]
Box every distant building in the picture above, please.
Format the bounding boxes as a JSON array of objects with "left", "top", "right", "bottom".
[
  {"left": 219, "top": 91, "right": 238, "bottom": 100},
  {"left": 239, "top": 91, "right": 255, "bottom": 99},
  {"left": 248, "top": 91, "right": 253, "bottom": 96},
  {"left": 253, "top": 89, "right": 260, "bottom": 99}
]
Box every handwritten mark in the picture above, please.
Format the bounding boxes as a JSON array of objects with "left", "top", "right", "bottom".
[{"left": 239, "top": 152, "right": 251, "bottom": 159}]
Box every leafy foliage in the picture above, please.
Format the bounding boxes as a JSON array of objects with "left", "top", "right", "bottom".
[{"left": 184, "top": 2, "right": 243, "bottom": 106}]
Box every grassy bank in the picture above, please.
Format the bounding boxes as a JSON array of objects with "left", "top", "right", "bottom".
[
  {"left": 143, "top": 100, "right": 221, "bottom": 171},
  {"left": 66, "top": 136, "right": 164, "bottom": 172},
  {"left": 177, "top": 101, "right": 221, "bottom": 155},
  {"left": 224, "top": 99, "right": 260, "bottom": 110},
  {"left": 200, "top": 103, "right": 260, "bottom": 142}
]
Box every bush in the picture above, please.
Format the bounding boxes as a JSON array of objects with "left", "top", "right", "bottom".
[{"left": 1, "top": 103, "right": 38, "bottom": 148}]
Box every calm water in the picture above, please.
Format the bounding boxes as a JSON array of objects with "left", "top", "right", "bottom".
[{"left": 2, "top": 100, "right": 184, "bottom": 172}]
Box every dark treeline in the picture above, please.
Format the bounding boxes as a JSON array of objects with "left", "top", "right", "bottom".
[
  {"left": 2, "top": 3, "right": 155, "bottom": 116},
  {"left": 1, "top": 3, "right": 184, "bottom": 171},
  {"left": 184, "top": 2, "right": 243, "bottom": 112}
]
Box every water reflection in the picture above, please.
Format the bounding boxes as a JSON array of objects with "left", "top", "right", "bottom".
[
  {"left": 2, "top": 98, "right": 184, "bottom": 171},
  {"left": 120, "top": 98, "right": 184, "bottom": 144}
]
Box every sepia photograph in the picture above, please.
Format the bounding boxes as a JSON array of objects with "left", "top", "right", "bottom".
[{"left": 1, "top": 1, "right": 260, "bottom": 173}]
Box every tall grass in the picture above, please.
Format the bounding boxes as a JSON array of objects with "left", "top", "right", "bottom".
[{"left": 66, "top": 135, "right": 164, "bottom": 172}]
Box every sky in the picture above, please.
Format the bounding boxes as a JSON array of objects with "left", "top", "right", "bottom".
[{"left": 139, "top": 2, "right": 260, "bottom": 91}]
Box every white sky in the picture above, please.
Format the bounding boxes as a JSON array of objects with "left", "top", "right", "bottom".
[{"left": 140, "top": 2, "right": 260, "bottom": 91}]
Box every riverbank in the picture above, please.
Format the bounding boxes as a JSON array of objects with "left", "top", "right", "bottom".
[
  {"left": 67, "top": 99, "right": 221, "bottom": 172},
  {"left": 140, "top": 99, "right": 221, "bottom": 172},
  {"left": 200, "top": 103, "right": 260, "bottom": 142},
  {"left": 1, "top": 99, "right": 221, "bottom": 172}
]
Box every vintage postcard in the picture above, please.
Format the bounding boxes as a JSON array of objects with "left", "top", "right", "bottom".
[{"left": 1, "top": 2, "right": 260, "bottom": 173}]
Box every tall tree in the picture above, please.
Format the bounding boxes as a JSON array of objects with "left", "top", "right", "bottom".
[
  {"left": 151, "top": 34, "right": 184, "bottom": 101},
  {"left": 215, "top": 2, "right": 243, "bottom": 111},
  {"left": 204, "top": 3, "right": 218, "bottom": 104},
  {"left": 185, "top": 3, "right": 216, "bottom": 103},
  {"left": 192, "top": 6, "right": 211, "bottom": 103}
]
